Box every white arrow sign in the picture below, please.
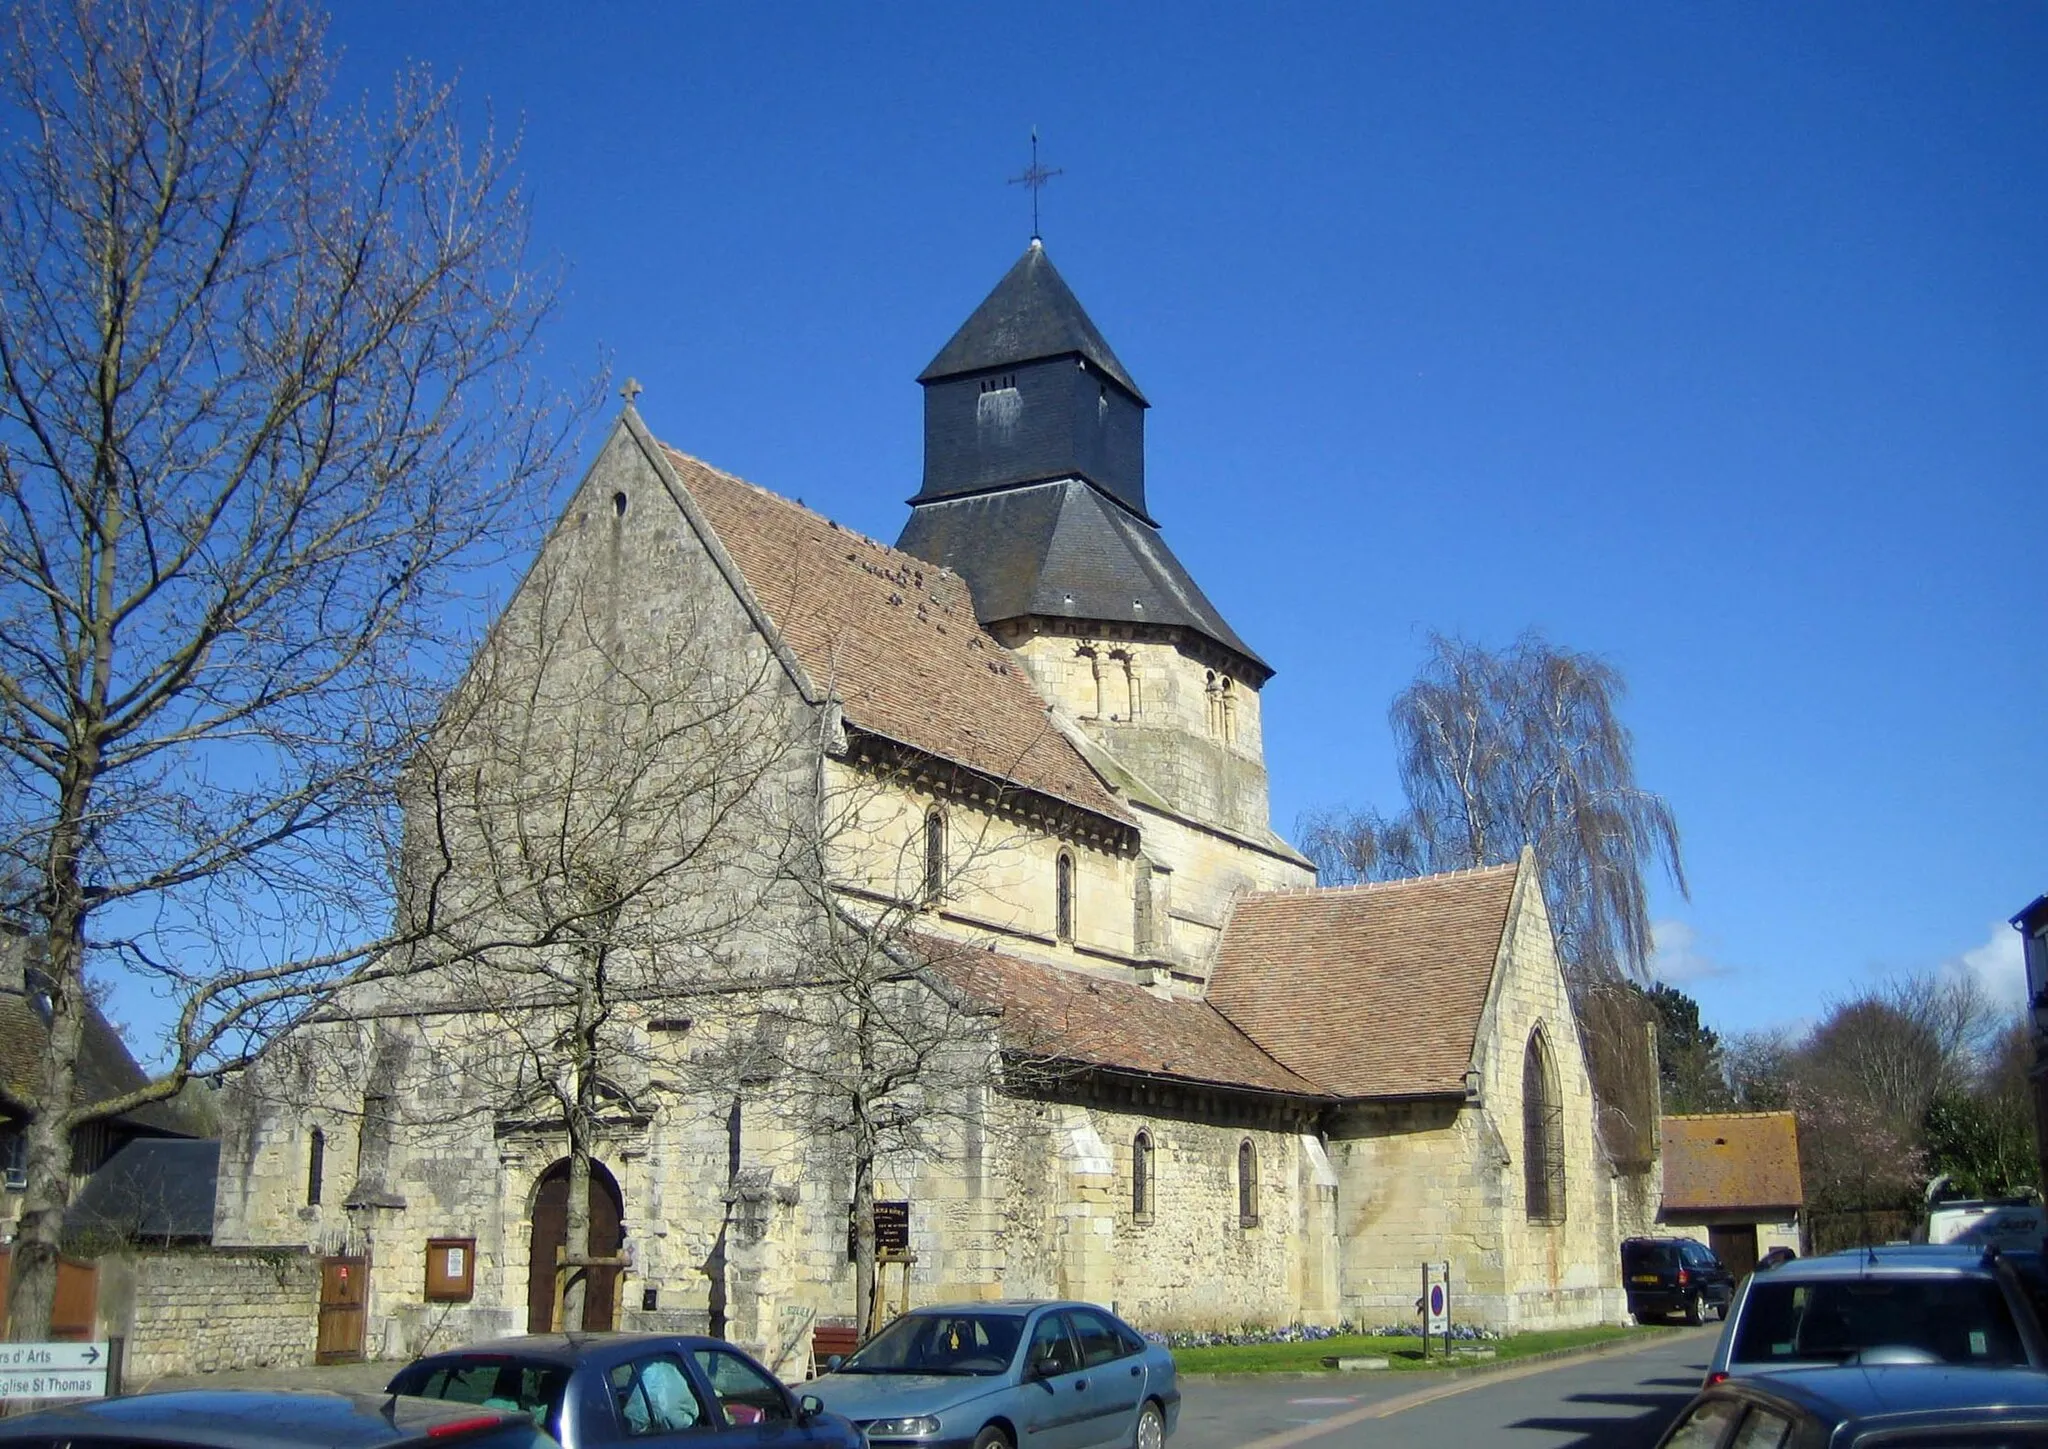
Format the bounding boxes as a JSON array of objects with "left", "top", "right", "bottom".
[{"left": 0, "top": 1342, "right": 111, "bottom": 1399}]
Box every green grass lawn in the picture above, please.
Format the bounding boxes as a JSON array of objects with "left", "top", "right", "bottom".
[{"left": 1169, "top": 1323, "right": 1661, "bottom": 1375}]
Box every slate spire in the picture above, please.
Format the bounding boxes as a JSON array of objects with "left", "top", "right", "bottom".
[{"left": 919, "top": 240, "right": 1147, "bottom": 405}]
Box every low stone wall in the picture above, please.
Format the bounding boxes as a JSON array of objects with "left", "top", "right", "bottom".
[{"left": 98, "top": 1247, "right": 319, "bottom": 1382}]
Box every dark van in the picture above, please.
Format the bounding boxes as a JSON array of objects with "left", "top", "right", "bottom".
[{"left": 1623, "top": 1236, "right": 1736, "bottom": 1324}]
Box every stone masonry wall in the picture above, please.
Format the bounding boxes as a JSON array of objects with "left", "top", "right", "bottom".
[{"left": 99, "top": 1248, "right": 319, "bottom": 1382}]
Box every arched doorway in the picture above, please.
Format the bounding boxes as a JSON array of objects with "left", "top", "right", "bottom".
[{"left": 527, "top": 1158, "right": 625, "bottom": 1332}]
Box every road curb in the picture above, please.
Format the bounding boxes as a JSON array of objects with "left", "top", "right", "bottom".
[{"left": 1178, "top": 1324, "right": 1710, "bottom": 1384}]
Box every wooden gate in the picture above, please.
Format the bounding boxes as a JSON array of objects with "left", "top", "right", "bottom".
[
  {"left": 0, "top": 1246, "right": 100, "bottom": 1340},
  {"left": 315, "top": 1255, "right": 367, "bottom": 1364},
  {"left": 1709, "top": 1224, "right": 1760, "bottom": 1281}
]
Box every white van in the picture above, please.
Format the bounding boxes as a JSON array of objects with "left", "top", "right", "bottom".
[{"left": 1927, "top": 1196, "right": 2048, "bottom": 1252}]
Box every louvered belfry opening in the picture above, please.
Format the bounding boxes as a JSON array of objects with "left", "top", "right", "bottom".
[{"left": 1523, "top": 1028, "right": 1567, "bottom": 1224}]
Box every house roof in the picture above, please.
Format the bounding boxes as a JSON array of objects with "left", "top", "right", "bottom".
[
  {"left": 1660, "top": 1111, "right": 1805, "bottom": 1214},
  {"left": 1207, "top": 863, "right": 1523, "bottom": 1099},
  {"left": 660, "top": 446, "right": 1129, "bottom": 829},
  {"left": 0, "top": 986, "right": 196, "bottom": 1137},
  {"left": 895, "top": 479, "right": 1268, "bottom": 679},
  {"left": 928, "top": 938, "right": 1326, "bottom": 1098},
  {"left": 63, "top": 1137, "right": 219, "bottom": 1241},
  {"left": 918, "top": 242, "right": 1146, "bottom": 404}
]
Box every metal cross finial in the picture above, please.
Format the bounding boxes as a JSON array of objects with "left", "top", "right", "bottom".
[
  {"left": 1008, "top": 127, "right": 1063, "bottom": 242},
  {"left": 621, "top": 377, "right": 643, "bottom": 406}
]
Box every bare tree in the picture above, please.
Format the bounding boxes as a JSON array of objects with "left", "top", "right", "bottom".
[
  {"left": 0, "top": 0, "right": 579, "bottom": 1337},
  {"left": 1302, "top": 631, "right": 1685, "bottom": 982}
]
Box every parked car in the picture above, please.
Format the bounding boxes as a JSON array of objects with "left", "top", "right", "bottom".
[
  {"left": 804, "top": 1300, "right": 1179, "bottom": 1449},
  {"left": 387, "top": 1333, "right": 861, "bottom": 1449},
  {"left": 0, "top": 1390, "right": 555, "bottom": 1449},
  {"left": 1652, "top": 1362, "right": 2048, "bottom": 1449},
  {"left": 1704, "top": 1243, "right": 2048, "bottom": 1386},
  {"left": 1622, "top": 1236, "right": 1737, "bottom": 1325}
]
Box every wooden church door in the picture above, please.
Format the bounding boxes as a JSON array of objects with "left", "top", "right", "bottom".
[{"left": 527, "top": 1158, "right": 626, "bottom": 1332}]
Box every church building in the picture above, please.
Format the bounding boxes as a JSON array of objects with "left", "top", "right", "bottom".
[{"left": 212, "top": 242, "right": 1627, "bottom": 1366}]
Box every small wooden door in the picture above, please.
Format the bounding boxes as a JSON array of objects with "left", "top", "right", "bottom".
[
  {"left": 315, "top": 1255, "right": 368, "bottom": 1364},
  {"left": 1710, "top": 1224, "right": 1760, "bottom": 1281}
]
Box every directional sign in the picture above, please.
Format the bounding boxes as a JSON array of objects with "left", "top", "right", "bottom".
[{"left": 0, "top": 1342, "right": 110, "bottom": 1400}]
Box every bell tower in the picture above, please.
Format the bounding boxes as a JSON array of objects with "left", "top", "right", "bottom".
[{"left": 897, "top": 243, "right": 1280, "bottom": 840}]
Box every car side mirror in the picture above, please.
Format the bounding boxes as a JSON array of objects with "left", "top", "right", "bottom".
[
  {"left": 824, "top": 1355, "right": 844, "bottom": 1373},
  {"left": 1032, "top": 1357, "right": 1063, "bottom": 1381},
  {"left": 798, "top": 1394, "right": 824, "bottom": 1423}
]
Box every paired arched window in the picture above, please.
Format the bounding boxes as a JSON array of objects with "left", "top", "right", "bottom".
[
  {"left": 1132, "top": 1130, "right": 1153, "bottom": 1221},
  {"left": 1237, "top": 1138, "right": 1259, "bottom": 1227},
  {"left": 306, "top": 1126, "right": 325, "bottom": 1206},
  {"left": 1056, "top": 851, "right": 1075, "bottom": 941},
  {"left": 1523, "top": 1027, "right": 1566, "bottom": 1224},
  {"left": 922, "top": 808, "right": 946, "bottom": 905}
]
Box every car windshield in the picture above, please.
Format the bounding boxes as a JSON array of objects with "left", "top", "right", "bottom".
[
  {"left": 838, "top": 1313, "right": 1025, "bottom": 1376},
  {"left": 1732, "top": 1278, "right": 2028, "bottom": 1367},
  {"left": 387, "top": 1357, "right": 572, "bottom": 1431}
]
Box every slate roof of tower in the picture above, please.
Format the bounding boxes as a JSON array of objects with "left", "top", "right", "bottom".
[
  {"left": 896, "top": 479, "right": 1269, "bottom": 678},
  {"left": 919, "top": 243, "right": 1147, "bottom": 404},
  {"left": 1660, "top": 1111, "right": 1805, "bottom": 1214},
  {"left": 926, "top": 937, "right": 1326, "bottom": 1098},
  {"left": 660, "top": 446, "right": 1130, "bottom": 828},
  {"left": 1208, "top": 862, "right": 1524, "bottom": 1099}
]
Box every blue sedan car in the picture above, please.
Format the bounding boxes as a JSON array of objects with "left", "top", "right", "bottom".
[{"left": 803, "top": 1301, "right": 1178, "bottom": 1449}]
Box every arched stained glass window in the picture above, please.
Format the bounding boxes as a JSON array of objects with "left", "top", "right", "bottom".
[
  {"left": 1237, "top": 1139, "right": 1259, "bottom": 1226},
  {"left": 1056, "top": 851, "right": 1075, "bottom": 941},
  {"left": 1523, "top": 1027, "right": 1566, "bottom": 1224},
  {"left": 922, "top": 808, "right": 946, "bottom": 905},
  {"left": 1133, "top": 1130, "right": 1153, "bottom": 1221}
]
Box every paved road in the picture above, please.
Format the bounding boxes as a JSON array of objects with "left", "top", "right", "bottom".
[{"left": 1174, "top": 1329, "right": 1716, "bottom": 1449}]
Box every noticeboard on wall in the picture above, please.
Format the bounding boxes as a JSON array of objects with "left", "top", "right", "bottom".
[{"left": 425, "top": 1238, "right": 476, "bottom": 1302}]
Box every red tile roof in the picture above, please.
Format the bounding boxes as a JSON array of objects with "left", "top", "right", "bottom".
[
  {"left": 925, "top": 938, "right": 1326, "bottom": 1097},
  {"left": 1660, "top": 1112, "right": 1804, "bottom": 1214},
  {"left": 661, "top": 446, "right": 1127, "bottom": 827},
  {"left": 1208, "top": 864, "right": 1521, "bottom": 1098}
]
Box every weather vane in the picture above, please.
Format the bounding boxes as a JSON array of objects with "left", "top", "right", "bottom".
[{"left": 1008, "top": 127, "right": 1062, "bottom": 242}]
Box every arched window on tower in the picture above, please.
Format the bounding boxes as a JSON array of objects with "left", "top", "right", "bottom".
[
  {"left": 1237, "top": 1138, "right": 1259, "bottom": 1227},
  {"left": 1132, "top": 1130, "right": 1154, "bottom": 1221},
  {"left": 1077, "top": 645, "right": 1103, "bottom": 717},
  {"left": 1523, "top": 1027, "right": 1566, "bottom": 1224},
  {"left": 1056, "top": 851, "right": 1075, "bottom": 942},
  {"left": 922, "top": 808, "right": 947, "bottom": 905},
  {"left": 1219, "top": 677, "right": 1237, "bottom": 744}
]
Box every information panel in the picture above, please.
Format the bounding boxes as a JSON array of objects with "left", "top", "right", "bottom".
[{"left": 0, "top": 1341, "right": 110, "bottom": 1400}]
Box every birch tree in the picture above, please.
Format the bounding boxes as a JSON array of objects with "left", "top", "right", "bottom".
[{"left": 0, "top": 0, "right": 578, "bottom": 1337}]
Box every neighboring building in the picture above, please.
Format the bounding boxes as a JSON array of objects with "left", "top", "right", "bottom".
[
  {"left": 2015, "top": 895, "right": 2048, "bottom": 1193},
  {"left": 213, "top": 241, "right": 1628, "bottom": 1361},
  {"left": 1658, "top": 1111, "right": 1804, "bottom": 1276},
  {"left": 0, "top": 930, "right": 203, "bottom": 1242}
]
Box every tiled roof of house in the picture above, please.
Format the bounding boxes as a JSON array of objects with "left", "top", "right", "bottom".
[
  {"left": 927, "top": 938, "right": 1327, "bottom": 1098},
  {"left": 1660, "top": 1111, "right": 1804, "bottom": 1214},
  {"left": 1208, "top": 863, "right": 1522, "bottom": 1099},
  {"left": 0, "top": 988, "right": 197, "bottom": 1136},
  {"left": 661, "top": 446, "right": 1129, "bottom": 828}
]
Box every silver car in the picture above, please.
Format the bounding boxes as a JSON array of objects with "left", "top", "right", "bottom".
[
  {"left": 804, "top": 1301, "right": 1178, "bottom": 1449},
  {"left": 1704, "top": 1243, "right": 2048, "bottom": 1386}
]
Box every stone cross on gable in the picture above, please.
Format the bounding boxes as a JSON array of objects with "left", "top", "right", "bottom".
[{"left": 621, "top": 377, "right": 643, "bottom": 405}]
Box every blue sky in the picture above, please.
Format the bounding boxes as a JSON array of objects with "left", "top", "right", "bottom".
[{"left": 325, "top": 2, "right": 2045, "bottom": 1038}]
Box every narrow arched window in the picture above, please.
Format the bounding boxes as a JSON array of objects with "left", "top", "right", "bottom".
[
  {"left": 1523, "top": 1027, "right": 1566, "bottom": 1224},
  {"left": 1056, "top": 851, "right": 1075, "bottom": 941},
  {"left": 307, "top": 1127, "right": 325, "bottom": 1206},
  {"left": 922, "top": 808, "right": 946, "bottom": 905},
  {"left": 1132, "top": 1131, "right": 1153, "bottom": 1221},
  {"left": 1237, "top": 1138, "right": 1259, "bottom": 1226}
]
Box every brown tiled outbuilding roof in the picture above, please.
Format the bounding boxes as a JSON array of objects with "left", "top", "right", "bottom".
[
  {"left": 1208, "top": 863, "right": 1522, "bottom": 1099},
  {"left": 927, "top": 938, "right": 1326, "bottom": 1098},
  {"left": 660, "top": 446, "right": 1128, "bottom": 829},
  {"left": 0, "top": 990, "right": 196, "bottom": 1136},
  {"left": 1660, "top": 1111, "right": 1804, "bottom": 1214}
]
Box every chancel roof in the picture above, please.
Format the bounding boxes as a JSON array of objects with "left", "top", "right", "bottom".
[
  {"left": 919, "top": 242, "right": 1147, "bottom": 404},
  {"left": 895, "top": 479, "right": 1268, "bottom": 678},
  {"left": 1660, "top": 1112, "right": 1804, "bottom": 1214},
  {"left": 660, "top": 445, "right": 1129, "bottom": 829},
  {"left": 1209, "top": 862, "right": 1523, "bottom": 1099},
  {"left": 927, "top": 938, "right": 1326, "bottom": 1098}
]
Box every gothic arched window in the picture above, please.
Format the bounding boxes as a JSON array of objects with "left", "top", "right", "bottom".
[
  {"left": 1056, "top": 851, "right": 1075, "bottom": 941},
  {"left": 1523, "top": 1027, "right": 1566, "bottom": 1224},
  {"left": 306, "top": 1127, "right": 325, "bottom": 1207},
  {"left": 922, "top": 808, "right": 946, "bottom": 905},
  {"left": 1133, "top": 1130, "right": 1153, "bottom": 1221},
  {"left": 1237, "top": 1138, "right": 1259, "bottom": 1226}
]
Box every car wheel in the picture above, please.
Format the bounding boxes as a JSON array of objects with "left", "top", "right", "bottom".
[
  {"left": 1134, "top": 1401, "right": 1165, "bottom": 1449},
  {"left": 1684, "top": 1295, "right": 1702, "bottom": 1326},
  {"left": 973, "top": 1425, "right": 1014, "bottom": 1449}
]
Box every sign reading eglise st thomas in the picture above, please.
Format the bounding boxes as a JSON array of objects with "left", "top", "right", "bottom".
[{"left": 0, "top": 1341, "right": 110, "bottom": 1400}]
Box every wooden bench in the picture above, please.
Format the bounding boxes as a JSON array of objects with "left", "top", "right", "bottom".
[{"left": 811, "top": 1323, "right": 861, "bottom": 1378}]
